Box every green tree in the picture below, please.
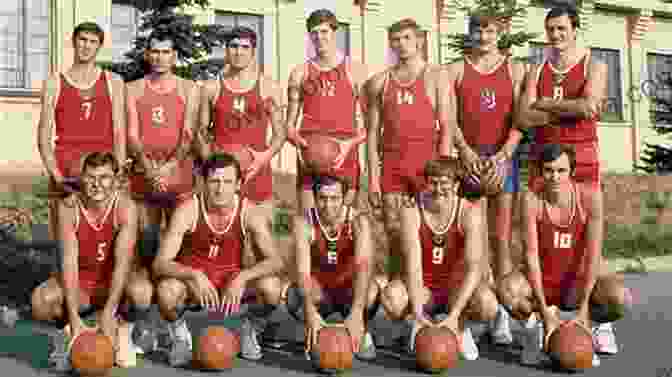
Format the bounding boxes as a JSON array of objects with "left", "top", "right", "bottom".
[{"left": 98, "top": 0, "right": 231, "bottom": 82}]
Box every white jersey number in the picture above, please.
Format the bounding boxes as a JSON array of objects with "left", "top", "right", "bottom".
[
  {"left": 81, "top": 102, "right": 92, "bottom": 120},
  {"left": 327, "top": 250, "right": 338, "bottom": 264},
  {"left": 208, "top": 244, "right": 220, "bottom": 258},
  {"left": 96, "top": 242, "right": 107, "bottom": 262},
  {"left": 553, "top": 231, "right": 573, "bottom": 249},
  {"left": 432, "top": 246, "right": 444, "bottom": 265}
]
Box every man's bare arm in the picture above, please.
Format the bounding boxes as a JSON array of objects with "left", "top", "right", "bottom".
[
  {"left": 399, "top": 206, "right": 425, "bottom": 319},
  {"left": 285, "top": 66, "right": 304, "bottom": 144},
  {"left": 37, "top": 74, "right": 62, "bottom": 180},
  {"left": 576, "top": 185, "right": 604, "bottom": 312},
  {"left": 196, "top": 82, "right": 215, "bottom": 160},
  {"left": 104, "top": 196, "right": 138, "bottom": 315},
  {"left": 443, "top": 62, "right": 471, "bottom": 154},
  {"left": 109, "top": 73, "right": 127, "bottom": 168},
  {"left": 446, "top": 201, "right": 484, "bottom": 319},
  {"left": 348, "top": 61, "right": 369, "bottom": 148},
  {"left": 263, "top": 77, "right": 288, "bottom": 160},
  {"left": 293, "top": 214, "right": 317, "bottom": 316},
  {"left": 533, "top": 60, "right": 608, "bottom": 120},
  {"left": 58, "top": 202, "right": 82, "bottom": 321},
  {"left": 516, "top": 65, "right": 556, "bottom": 130},
  {"left": 350, "top": 215, "right": 374, "bottom": 315},
  {"left": 364, "top": 73, "right": 385, "bottom": 191},
  {"left": 499, "top": 62, "right": 526, "bottom": 157},
  {"left": 176, "top": 80, "right": 199, "bottom": 162},
  {"left": 436, "top": 67, "right": 456, "bottom": 157},
  {"left": 522, "top": 192, "right": 550, "bottom": 317},
  {"left": 126, "top": 81, "right": 152, "bottom": 170},
  {"left": 239, "top": 206, "right": 285, "bottom": 282},
  {"left": 152, "top": 200, "right": 197, "bottom": 280}
]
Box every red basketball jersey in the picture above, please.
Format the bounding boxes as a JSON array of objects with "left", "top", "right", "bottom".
[
  {"left": 457, "top": 58, "right": 514, "bottom": 151},
  {"left": 301, "top": 60, "right": 357, "bottom": 137},
  {"left": 535, "top": 55, "right": 598, "bottom": 144},
  {"left": 213, "top": 78, "right": 270, "bottom": 151},
  {"left": 381, "top": 69, "right": 437, "bottom": 160},
  {"left": 178, "top": 195, "right": 246, "bottom": 275},
  {"left": 537, "top": 185, "right": 588, "bottom": 290},
  {"left": 309, "top": 206, "right": 356, "bottom": 289},
  {"left": 135, "top": 79, "right": 186, "bottom": 161},
  {"left": 76, "top": 192, "right": 119, "bottom": 289},
  {"left": 418, "top": 196, "right": 466, "bottom": 289}
]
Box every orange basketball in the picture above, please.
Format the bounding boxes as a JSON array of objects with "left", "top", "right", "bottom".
[
  {"left": 302, "top": 135, "right": 341, "bottom": 175},
  {"left": 414, "top": 326, "right": 460, "bottom": 373},
  {"left": 218, "top": 144, "right": 255, "bottom": 173},
  {"left": 70, "top": 331, "right": 115, "bottom": 376},
  {"left": 193, "top": 326, "right": 240, "bottom": 370},
  {"left": 548, "top": 321, "right": 594, "bottom": 371},
  {"left": 310, "top": 326, "right": 353, "bottom": 372}
]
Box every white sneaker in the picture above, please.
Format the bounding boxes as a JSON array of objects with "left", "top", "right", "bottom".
[
  {"left": 167, "top": 319, "right": 193, "bottom": 367},
  {"left": 592, "top": 352, "right": 601, "bottom": 367},
  {"left": 520, "top": 314, "right": 545, "bottom": 366},
  {"left": 460, "top": 327, "right": 479, "bottom": 361},
  {"left": 592, "top": 322, "right": 618, "bottom": 355},
  {"left": 490, "top": 305, "right": 513, "bottom": 345}
]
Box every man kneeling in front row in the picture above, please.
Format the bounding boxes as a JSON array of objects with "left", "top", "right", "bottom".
[
  {"left": 380, "top": 157, "right": 499, "bottom": 361},
  {"left": 498, "top": 143, "right": 625, "bottom": 367},
  {"left": 152, "top": 152, "right": 285, "bottom": 366}
]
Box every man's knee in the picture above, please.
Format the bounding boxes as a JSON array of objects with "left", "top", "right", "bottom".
[
  {"left": 591, "top": 273, "right": 627, "bottom": 323},
  {"left": 31, "top": 280, "right": 62, "bottom": 321},
  {"left": 254, "top": 275, "right": 284, "bottom": 306},
  {"left": 156, "top": 278, "right": 187, "bottom": 320},
  {"left": 126, "top": 273, "right": 154, "bottom": 308},
  {"left": 467, "top": 284, "right": 498, "bottom": 322},
  {"left": 381, "top": 279, "right": 410, "bottom": 321},
  {"left": 497, "top": 271, "right": 533, "bottom": 320}
]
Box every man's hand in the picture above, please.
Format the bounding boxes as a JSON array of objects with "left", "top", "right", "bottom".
[
  {"left": 343, "top": 314, "right": 365, "bottom": 353},
  {"left": 541, "top": 306, "right": 562, "bottom": 352},
  {"left": 436, "top": 313, "right": 460, "bottom": 337},
  {"left": 244, "top": 148, "right": 270, "bottom": 183},
  {"left": 221, "top": 273, "right": 247, "bottom": 315},
  {"left": 333, "top": 138, "right": 356, "bottom": 170},
  {"left": 287, "top": 128, "right": 308, "bottom": 148},
  {"left": 69, "top": 316, "right": 94, "bottom": 345},
  {"left": 532, "top": 97, "right": 555, "bottom": 112},
  {"left": 459, "top": 146, "right": 482, "bottom": 175},
  {"left": 191, "top": 270, "right": 220, "bottom": 311},
  {"left": 409, "top": 313, "right": 434, "bottom": 352},
  {"left": 481, "top": 159, "right": 505, "bottom": 195},
  {"left": 99, "top": 309, "right": 118, "bottom": 347},
  {"left": 368, "top": 189, "right": 382, "bottom": 213},
  {"left": 574, "top": 305, "right": 591, "bottom": 330},
  {"left": 304, "top": 311, "right": 325, "bottom": 354}
]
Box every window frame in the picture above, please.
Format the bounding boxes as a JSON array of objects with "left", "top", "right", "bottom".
[
  {"left": 645, "top": 51, "right": 672, "bottom": 127},
  {"left": 0, "top": 0, "right": 50, "bottom": 96},
  {"left": 590, "top": 47, "right": 623, "bottom": 123}
]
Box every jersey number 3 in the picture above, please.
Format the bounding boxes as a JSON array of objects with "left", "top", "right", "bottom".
[
  {"left": 432, "top": 246, "right": 444, "bottom": 264},
  {"left": 553, "top": 231, "right": 572, "bottom": 249}
]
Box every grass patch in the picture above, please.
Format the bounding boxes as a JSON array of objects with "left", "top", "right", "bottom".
[{"left": 0, "top": 176, "right": 50, "bottom": 240}]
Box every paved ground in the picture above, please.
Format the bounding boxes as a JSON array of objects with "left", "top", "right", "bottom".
[{"left": 0, "top": 271, "right": 670, "bottom": 377}]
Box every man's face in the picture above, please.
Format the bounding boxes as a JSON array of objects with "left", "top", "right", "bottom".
[
  {"left": 145, "top": 40, "right": 176, "bottom": 74},
  {"left": 427, "top": 174, "right": 458, "bottom": 200},
  {"left": 314, "top": 181, "right": 345, "bottom": 224},
  {"left": 470, "top": 22, "right": 499, "bottom": 53},
  {"left": 389, "top": 28, "right": 420, "bottom": 60},
  {"left": 73, "top": 31, "right": 102, "bottom": 63},
  {"left": 81, "top": 164, "right": 116, "bottom": 203},
  {"left": 542, "top": 153, "right": 573, "bottom": 193},
  {"left": 227, "top": 38, "right": 255, "bottom": 70},
  {"left": 545, "top": 15, "right": 577, "bottom": 51},
  {"left": 309, "top": 23, "right": 337, "bottom": 56},
  {"left": 205, "top": 166, "right": 240, "bottom": 207}
]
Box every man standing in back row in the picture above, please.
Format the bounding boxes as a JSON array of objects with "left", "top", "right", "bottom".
[
  {"left": 37, "top": 22, "right": 127, "bottom": 239},
  {"left": 285, "top": 9, "right": 369, "bottom": 212}
]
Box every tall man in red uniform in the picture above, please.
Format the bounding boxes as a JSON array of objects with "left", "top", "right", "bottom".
[
  {"left": 380, "top": 158, "right": 497, "bottom": 361},
  {"left": 445, "top": 14, "right": 526, "bottom": 345},
  {"left": 152, "top": 153, "right": 285, "bottom": 366},
  {"left": 285, "top": 9, "right": 369, "bottom": 211},
  {"left": 37, "top": 22, "right": 127, "bottom": 239},
  {"left": 198, "top": 26, "right": 286, "bottom": 206},
  {"left": 364, "top": 18, "right": 454, "bottom": 281},
  {"left": 517, "top": 6, "right": 607, "bottom": 189},
  {"left": 286, "top": 175, "right": 382, "bottom": 371},
  {"left": 126, "top": 33, "right": 199, "bottom": 277},
  {"left": 30, "top": 152, "right": 152, "bottom": 370},
  {"left": 498, "top": 144, "right": 624, "bottom": 367}
]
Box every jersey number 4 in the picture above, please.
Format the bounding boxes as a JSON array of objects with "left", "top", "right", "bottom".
[
  {"left": 553, "top": 231, "right": 573, "bottom": 249},
  {"left": 432, "top": 246, "right": 444, "bottom": 264},
  {"left": 96, "top": 242, "right": 107, "bottom": 262}
]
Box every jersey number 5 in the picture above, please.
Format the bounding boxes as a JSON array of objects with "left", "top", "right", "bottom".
[
  {"left": 432, "top": 246, "right": 444, "bottom": 264},
  {"left": 96, "top": 242, "right": 107, "bottom": 262},
  {"left": 553, "top": 231, "right": 572, "bottom": 249}
]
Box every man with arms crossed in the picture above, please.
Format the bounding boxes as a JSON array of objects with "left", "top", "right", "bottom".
[
  {"left": 152, "top": 153, "right": 285, "bottom": 366},
  {"left": 380, "top": 158, "right": 497, "bottom": 361},
  {"left": 446, "top": 13, "right": 526, "bottom": 345},
  {"left": 517, "top": 6, "right": 607, "bottom": 190},
  {"left": 286, "top": 175, "right": 381, "bottom": 369},
  {"left": 365, "top": 18, "right": 454, "bottom": 283},
  {"left": 31, "top": 152, "right": 151, "bottom": 370},
  {"left": 198, "top": 26, "right": 286, "bottom": 206},
  {"left": 498, "top": 144, "right": 623, "bottom": 367},
  {"left": 37, "top": 22, "right": 126, "bottom": 239},
  {"left": 285, "top": 9, "right": 368, "bottom": 211},
  {"left": 126, "top": 33, "right": 199, "bottom": 287}
]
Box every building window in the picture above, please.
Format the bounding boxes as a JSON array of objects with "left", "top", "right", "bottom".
[
  {"left": 337, "top": 22, "right": 350, "bottom": 57},
  {"left": 646, "top": 53, "right": 672, "bottom": 125},
  {"left": 0, "top": 0, "right": 49, "bottom": 91},
  {"left": 591, "top": 48, "right": 622, "bottom": 122},
  {"left": 110, "top": 1, "right": 140, "bottom": 62},
  {"left": 214, "top": 12, "right": 263, "bottom": 69}
]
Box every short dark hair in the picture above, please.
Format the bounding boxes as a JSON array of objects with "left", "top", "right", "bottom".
[
  {"left": 424, "top": 157, "right": 463, "bottom": 179},
  {"left": 226, "top": 26, "right": 258, "bottom": 48},
  {"left": 537, "top": 143, "right": 576, "bottom": 172},
  {"left": 388, "top": 18, "right": 423, "bottom": 37},
  {"left": 201, "top": 153, "right": 242, "bottom": 180},
  {"left": 81, "top": 152, "right": 119, "bottom": 175},
  {"left": 545, "top": 6, "right": 580, "bottom": 29},
  {"left": 468, "top": 13, "right": 505, "bottom": 33},
  {"left": 73, "top": 22, "right": 105, "bottom": 44},
  {"left": 312, "top": 175, "right": 349, "bottom": 196},
  {"left": 307, "top": 9, "right": 338, "bottom": 32}
]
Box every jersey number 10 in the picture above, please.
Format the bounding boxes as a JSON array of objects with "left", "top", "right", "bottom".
[{"left": 553, "top": 231, "right": 572, "bottom": 249}]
